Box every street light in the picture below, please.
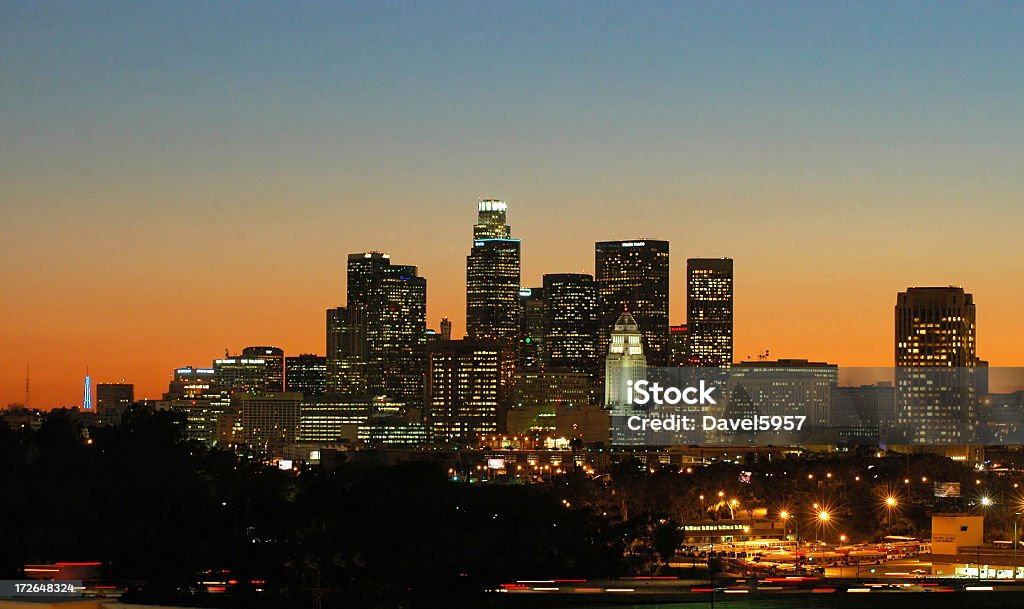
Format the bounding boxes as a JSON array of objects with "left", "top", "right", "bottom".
[
  {"left": 885, "top": 496, "right": 898, "bottom": 535},
  {"left": 816, "top": 509, "right": 830, "bottom": 544}
]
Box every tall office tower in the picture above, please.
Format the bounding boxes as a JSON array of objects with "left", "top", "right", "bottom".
[
  {"left": 604, "top": 312, "right": 647, "bottom": 407},
  {"left": 466, "top": 200, "right": 521, "bottom": 343},
  {"left": 595, "top": 240, "right": 670, "bottom": 367},
  {"left": 214, "top": 354, "right": 270, "bottom": 395},
  {"left": 96, "top": 383, "right": 134, "bottom": 417},
  {"left": 242, "top": 346, "right": 285, "bottom": 392},
  {"left": 895, "top": 287, "right": 978, "bottom": 443},
  {"left": 285, "top": 354, "right": 328, "bottom": 396},
  {"left": 686, "top": 258, "right": 734, "bottom": 368},
  {"left": 346, "top": 252, "right": 427, "bottom": 406},
  {"left": 326, "top": 306, "right": 366, "bottom": 394},
  {"left": 426, "top": 339, "right": 514, "bottom": 444},
  {"left": 543, "top": 273, "right": 599, "bottom": 378},
  {"left": 668, "top": 324, "right": 690, "bottom": 366},
  {"left": 440, "top": 317, "right": 452, "bottom": 341},
  {"left": 518, "top": 287, "right": 545, "bottom": 371}
]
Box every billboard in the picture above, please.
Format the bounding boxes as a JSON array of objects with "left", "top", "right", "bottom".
[{"left": 934, "top": 482, "right": 961, "bottom": 498}]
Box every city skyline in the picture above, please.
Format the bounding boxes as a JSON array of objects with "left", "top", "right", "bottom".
[
  {"left": 3, "top": 3, "right": 1024, "bottom": 407},
  {"left": 4, "top": 198, "right": 1021, "bottom": 408}
]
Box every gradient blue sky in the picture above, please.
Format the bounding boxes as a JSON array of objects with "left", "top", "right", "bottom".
[{"left": 2, "top": 2, "right": 1023, "bottom": 406}]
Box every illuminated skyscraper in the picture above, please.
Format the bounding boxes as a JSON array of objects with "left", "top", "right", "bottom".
[
  {"left": 242, "top": 346, "right": 284, "bottom": 392},
  {"left": 215, "top": 355, "right": 269, "bottom": 394},
  {"left": 518, "top": 287, "right": 544, "bottom": 371},
  {"left": 326, "top": 305, "right": 366, "bottom": 394},
  {"left": 543, "top": 273, "right": 599, "bottom": 378},
  {"left": 595, "top": 240, "right": 669, "bottom": 367},
  {"left": 346, "top": 252, "right": 427, "bottom": 406},
  {"left": 466, "top": 200, "right": 521, "bottom": 343},
  {"left": 426, "top": 339, "right": 514, "bottom": 444},
  {"left": 285, "top": 354, "right": 328, "bottom": 396},
  {"left": 895, "top": 287, "right": 978, "bottom": 443},
  {"left": 686, "top": 258, "right": 733, "bottom": 367}
]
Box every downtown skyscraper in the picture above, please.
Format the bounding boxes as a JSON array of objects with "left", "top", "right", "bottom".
[
  {"left": 686, "top": 258, "right": 734, "bottom": 368},
  {"left": 895, "top": 286, "right": 979, "bottom": 444},
  {"left": 466, "top": 200, "right": 521, "bottom": 344},
  {"left": 595, "top": 240, "right": 670, "bottom": 367},
  {"left": 344, "top": 252, "right": 427, "bottom": 407},
  {"left": 518, "top": 286, "right": 544, "bottom": 371},
  {"left": 326, "top": 305, "right": 366, "bottom": 394},
  {"left": 542, "top": 273, "right": 599, "bottom": 378},
  {"left": 426, "top": 339, "right": 514, "bottom": 444}
]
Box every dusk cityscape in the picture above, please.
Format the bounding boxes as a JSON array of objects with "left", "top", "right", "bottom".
[{"left": 3, "top": 3, "right": 1024, "bottom": 609}]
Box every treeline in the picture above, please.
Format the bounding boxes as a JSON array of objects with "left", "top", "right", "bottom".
[{"left": 0, "top": 408, "right": 625, "bottom": 608}]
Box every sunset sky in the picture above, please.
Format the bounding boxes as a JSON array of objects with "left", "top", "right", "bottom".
[{"left": 2, "top": 2, "right": 1023, "bottom": 407}]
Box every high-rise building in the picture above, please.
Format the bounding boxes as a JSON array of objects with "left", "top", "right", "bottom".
[
  {"left": 165, "top": 366, "right": 218, "bottom": 400},
  {"left": 298, "top": 395, "right": 370, "bottom": 443},
  {"left": 171, "top": 398, "right": 230, "bottom": 447},
  {"left": 507, "top": 371, "right": 593, "bottom": 434},
  {"left": 730, "top": 359, "right": 838, "bottom": 437},
  {"left": 686, "top": 258, "right": 733, "bottom": 367},
  {"left": 285, "top": 354, "right": 328, "bottom": 396},
  {"left": 543, "top": 273, "right": 599, "bottom": 378},
  {"left": 238, "top": 392, "right": 303, "bottom": 455},
  {"left": 604, "top": 312, "right": 647, "bottom": 408},
  {"left": 668, "top": 324, "right": 690, "bottom": 366},
  {"left": 345, "top": 252, "right": 427, "bottom": 406},
  {"left": 518, "top": 287, "right": 544, "bottom": 371},
  {"left": 830, "top": 382, "right": 895, "bottom": 447},
  {"left": 214, "top": 354, "right": 270, "bottom": 395},
  {"left": 467, "top": 200, "right": 521, "bottom": 343},
  {"left": 426, "top": 339, "right": 514, "bottom": 444},
  {"left": 242, "top": 346, "right": 284, "bottom": 392},
  {"left": 440, "top": 317, "right": 452, "bottom": 341},
  {"left": 895, "top": 287, "right": 978, "bottom": 443},
  {"left": 326, "top": 306, "right": 366, "bottom": 394},
  {"left": 96, "top": 383, "right": 134, "bottom": 417},
  {"left": 595, "top": 240, "right": 669, "bottom": 367}
]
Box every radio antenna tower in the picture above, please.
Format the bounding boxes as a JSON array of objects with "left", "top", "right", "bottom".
[
  {"left": 83, "top": 366, "right": 93, "bottom": 411},
  {"left": 25, "top": 364, "right": 30, "bottom": 408}
]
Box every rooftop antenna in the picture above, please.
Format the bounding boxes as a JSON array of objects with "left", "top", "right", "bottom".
[{"left": 25, "top": 364, "right": 30, "bottom": 408}]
